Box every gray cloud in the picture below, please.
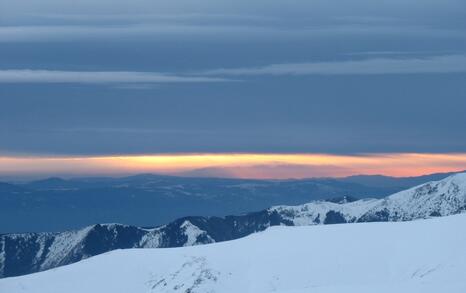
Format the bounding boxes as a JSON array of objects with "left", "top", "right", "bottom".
[
  {"left": 1, "top": 0, "right": 464, "bottom": 20},
  {"left": 0, "top": 69, "right": 228, "bottom": 83},
  {"left": 200, "top": 55, "right": 466, "bottom": 76},
  {"left": 0, "top": 24, "right": 256, "bottom": 43},
  {"left": 0, "top": 23, "right": 462, "bottom": 43},
  {"left": 29, "top": 13, "right": 278, "bottom": 24},
  {"left": 1, "top": 0, "right": 464, "bottom": 44},
  {"left": 3, "top": 55, "right": 465, "bottom": 85}
]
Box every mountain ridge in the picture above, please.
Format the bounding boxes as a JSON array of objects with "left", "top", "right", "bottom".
[
  {"left": 2, "top": 212, "right": 466, "bottom": 293},
  {"left": 0, "top": 174, "right": 415, "bottom": 233},
  {"left": 13, "top": 169, "right": 466, "bottom": 189},
  {"left": 1, "top": 172, "right": 466, "bottom": 278}
]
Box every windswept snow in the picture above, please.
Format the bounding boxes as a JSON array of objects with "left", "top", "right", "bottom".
[{"left": 1, "top": 213, "right": 466, "bottom": 293}]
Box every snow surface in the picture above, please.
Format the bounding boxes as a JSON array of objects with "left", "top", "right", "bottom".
[
  {"left": 139, "top": 229, "right": 163, "bottom": 248},
  {"left": 367, "top": 172, "right": 466, "bottom": 220},
  {"left": 271, "top": 198, "right": 379, "bottom": 225},
  {"left": 0, "top": 239, "right": 4, "bottom": 274},
  {"left": 180, "top": 220, "right": 214, "bottom": 246},
  {"left": 39, "top": 226, "right": 93, "bottom": 269},
  {"left": 271, "top": 172, "right": 466, "bottom": 225},
  {"left": 1, "top": 213, "right": 466, "bottom": 293}
]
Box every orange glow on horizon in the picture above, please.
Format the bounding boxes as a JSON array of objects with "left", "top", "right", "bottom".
[{"left": 1, "top": 153, "right": 466, "bottom": 179}]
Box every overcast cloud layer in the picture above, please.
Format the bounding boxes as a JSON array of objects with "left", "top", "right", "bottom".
[{"left": 1, "top": 0, "right": 466, "bottom": 156}]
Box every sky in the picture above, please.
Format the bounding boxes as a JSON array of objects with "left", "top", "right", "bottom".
[{"left": 1, "top": 0, "right": 466, "bottom": 178}]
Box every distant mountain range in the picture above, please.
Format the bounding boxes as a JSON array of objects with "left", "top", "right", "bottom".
[
  {"left": 339, "top": 170, "right": 466, "bottom": 188},
  {"left": 1, "top": 170, "right": 463, "bottom": 233},
  {"left": 2, "top": 172, "right": 465, "bottom": 278}
]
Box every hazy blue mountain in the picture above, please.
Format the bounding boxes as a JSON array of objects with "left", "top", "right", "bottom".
[
  {"left": 340, "top": 170, "right": 465, "bottom": 188},
  {"left": 1, "top": 171, "right": 462, "bottom": 233},
  {"left": 0, "top": 182, "right": 25, "bottom": 193},
  {"left": 0, "top": 176, "right": 386, "bottom": 233}
]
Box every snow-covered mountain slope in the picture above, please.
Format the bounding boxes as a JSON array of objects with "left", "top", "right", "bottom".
[
  {"left": 272, "top": 172, "right": 466, "bottom": 225},
  {"left": 0, "top": 210, "right": 283, "bottom": 278},
  {"left": 2, "top": 213, "right": 466, "bottom": 293},
  {"left": 2, "top": 172, "right": 466, "bottom": 279}
]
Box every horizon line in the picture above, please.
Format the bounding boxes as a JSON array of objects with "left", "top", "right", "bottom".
[{"left": 1, "top": 152, "right": 466, "bottom": 179}]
